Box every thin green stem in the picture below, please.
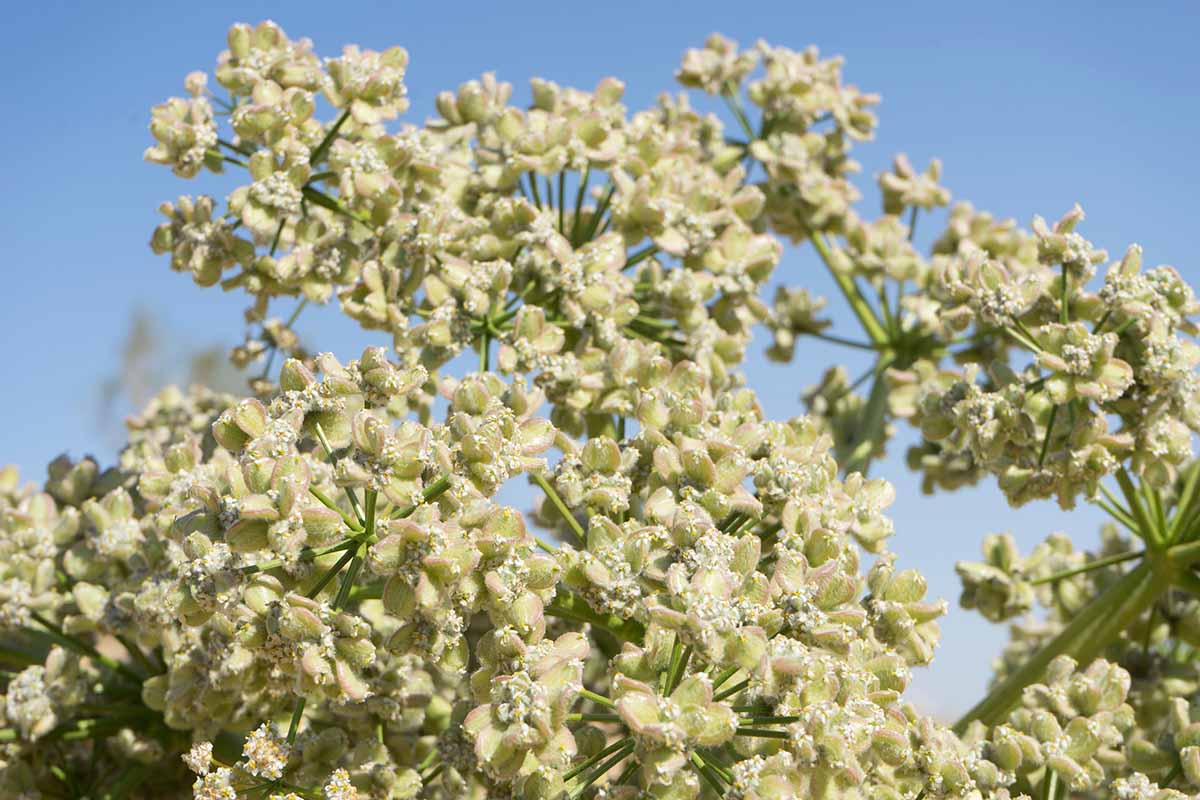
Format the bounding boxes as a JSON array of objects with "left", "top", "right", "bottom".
[
  {"left": 268, "top": 218, "right": 287, "bottom": 257},
  {"left": 545, "top": 592, "right": 645, "bottom": 644},
  {"left": 114, "top": 636, "right": 158, "bottom": 677},
  {"left": 738, "top": 715, "right": 800, "bottom": 725},
  {"left": 558, "top": 171, "right": 566, "bottom": 233},
  {"left": 218, "top": 137, "right": 252, "bottom": 157},
  {"left": 1044, "top": 769, "right": 1061, "bottom": 800},
  {"left": 306, "top": 547, "right": 357, "bottom": 598},
  {"left": 1028, "top": 550, "right": 1143, "bottom": 585},
  {"left": 735, "top": 727, "right": 789, "bottom": 739},
  {"left": 563, "top": 737, "right": 631, "bottom": 782},
  {"left": 309, "top": 110, "right": 351, "bottom": 166},
  {"left": 529, "top": 172, "right": 543, "bottom": 207},
  {"left": 580, "top": 688, "right": 615, "bottom": 708},
  {"left": 301, "top": 185, "right": 370, "bottom": 227},
  {"left": 568, "top": 741, "right": 634, "bottom": 798},
  {"left": 623, "top": 244, "right": 659, "bottom": 271},
  {"left": 532, "top": 472, "right": 586, "bottom": 544},
  {"left": 580, "top": 183, "right": 615, "bottom": 243},
  {"left": 570, "top": 165, "right": 591, "bottom": 245},
  {"left": 1038, "top": 405, "right": 1058, "bottom": 468},
  {"left": 313, "top": 422, "right": 365, "bottom": 526},
  {"left": 1116, "top": 468, "right": 1161, "bottom": 548},
  {"left": 29, "top": 613, "right": 142, "bottom": 685},
  {"left": 690, "top": 751, "right": 728, "bottom": 794},
  {"left": 1013, "top": 318, "right": 1043, "bottom": 351},
  {"left": 810, "top": 331, "right": 878, "bottom": 351},
  {"left": 809, "top": 233, "right": 889, "bottom": 345},
  {"left": 286, "top": 698, "right": 306, "bottom": 744},
  {"left": 722, "top": 85, "right": 756, "bottom": 140},
  {"left": 240, "top": 538, "right": 355, "bottom": 576},
  {"left": 1060, "top": 266, "right": 1070, "bottom": 324},
  {"left": 1003, "top": 325, "right": 1043, "bottom": 354},
  {"left": 714, "top": 678, "right": 750, "bottom": 702},
  {"left": 842, "top": 357, "right": 893, "bottom": 476},
  {"left": 711, "top": 666, "right": 740, "bottom": 690},
  {"left": 308, "top": 487, "right": 364, "bottom": 532},
  {"left": 392, "top": 475, "right": 452, "bottom": 520},
  {"left": 666, "top": 645, "right": 692, "bottom": 695},
  {"left": 568, "top": 713, "right": 620, "bottom": 723},
  {"left": 1114, "top": 316, "right": 1139, "bottom": 336}
]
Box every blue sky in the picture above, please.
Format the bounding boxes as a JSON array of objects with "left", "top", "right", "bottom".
[{"left": 1, "top": 0, "right": 1197, "bottom": 716}]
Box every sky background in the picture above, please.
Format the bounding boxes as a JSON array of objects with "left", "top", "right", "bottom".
[{"left": 1, "top": 0, "right": 1197, "bottom": 717}]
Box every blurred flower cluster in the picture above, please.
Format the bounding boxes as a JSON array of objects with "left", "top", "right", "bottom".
[{"left": 1, "top": 18, "right": 1197, "bottom": 800}]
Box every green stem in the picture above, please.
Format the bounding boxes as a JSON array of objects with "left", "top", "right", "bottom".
[
  {"left": 722, "top": 85, "right": 756, "bottom": 140},
  {"left": 580, "top": 183, "right": 615, "bottom": 243},
  {"left": 532, "top": 473, "right": 587, "bottom": 544},
  {"left": 568, "top": 713, "right": 620, "bottom": 723},
  {"left": 308, "top": 487, "right": 364, "bottom": 532},
  {"left": 690, "top": 751, "right": 728, "bottom": 794},
  {"left": 711, "top": 666, "right": 740, "bottom": 691},
  {"left": 29, "top": 613, "right": 142, "bottom": 685},
  {"left": 714, "top": 678, "right": 750, "bottom": 702},
  {"left": 309, "top": 110, "right": 351, "bottom": 166},
  {"left": 1168, "top": 540, "right": 1200, "bottom": 566},
  {"left": 1168, "top": 462, "right": 1200, "bottom": 541},
  {"left": 809, "top": 233, "right": 889, "bottom": 345},
  {"left": 1038, "top": 405, "right": 1058, "bottom": 468},
  {"left": 570, "top": 165, "right": 591, "bottom": 245},
  {"left": 953, "top": 561, "right": 1161, "bottom": 732},
  {"left": 568, "top": 741, "right": 634, "bottom": 798},
  {"left": 564, "top": 737, "right": 631, "bottom": 782},
  {"left": 735, "top": 727, "right": 789, "bottom": 739},
  {"left": 1028, "top": 550, "right": 1143, "bottom": 585},
  {"left": 1044, "top": 769, "right": 1061, "bottom": 800},
  {"left": 240, "top": 538, "right": 355, "bottom": 576},
  {"left": 218, "top": 138, "right": 252, "bottom": 157},
  {"left": 301, "top": 185, "right": 370, "bottom": 227},
  {"left": 313, "top": 422, "right": 365, "bottom": 526},
  {"left": 623, "top": 244, "right": 659, "bottom": 271},
  {"left": 842, "top": 358, "right": 893, "bottom": 476},
  {"left": 670, "top": 645, "right": 692, "bottom": 694},
  {"left": 1116, "top": 468, "right": 1161, "bottom": 548},
  {"left": 1096, "top": 490, "right": 1141, "bottom": 535},
  {"left": 580, "top": 688, "right": 615, "bottom": 708},
  {"left": 545, "top": 593, "right": 645, "bottom": 644},
  {"left": 1060, "top": 266, "right": 1070, "bottom": 324},
  {"left": 558, "top": 171, "right": 567, "bottom": 233},
  {"left": 392, "top": 475, "right": 452, "bottom": 520},
  {"left": 306, "top": 547, "right": 357, "bottom": 598},
  {"left": 286, "top": 698, "right": 306, "bottom": 744},
  {"left": 114, "top": 636, "right": 158, "bottom": 677},
  {"left": 529, "top": 172, "right": 543, "bottom": 207},
  {"left": 810, "top": 331, "right": 878, "bottom": 351}
]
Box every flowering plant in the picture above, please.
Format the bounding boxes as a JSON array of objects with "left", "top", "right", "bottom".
[{"left": 2, "top": 21, "right": 1199, "bottom": 800}]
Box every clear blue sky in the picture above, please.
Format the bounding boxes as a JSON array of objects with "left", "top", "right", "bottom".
[{"left": 1, "top": 0, "right": 1197, "bottom": 716}]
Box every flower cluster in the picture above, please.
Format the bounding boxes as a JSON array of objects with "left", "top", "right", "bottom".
[{"left": 0, "top": 18, "right": 1197, "bottom": 800}]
